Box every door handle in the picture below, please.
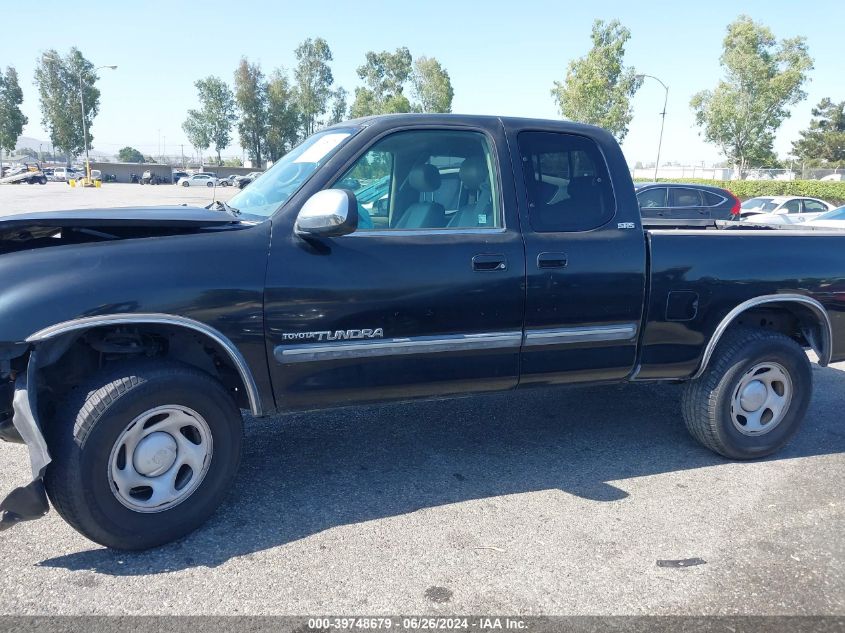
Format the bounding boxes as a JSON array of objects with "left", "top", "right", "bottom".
[
  {"left": 472, "top": 254, "right": 508, "bottom": 272},
  {"left": 537, "top": 252, "right": 568, "bottom": 269}
]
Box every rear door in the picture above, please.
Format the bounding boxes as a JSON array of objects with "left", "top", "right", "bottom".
[
  {"left": 667, "top": 187, "right": 709, "bottom": 220},
  {"left": 264, "top": 122, "right": 526, "bottom": 409},
  {"left": 510, "top": 129, "right": 647, "bottom": 386}
]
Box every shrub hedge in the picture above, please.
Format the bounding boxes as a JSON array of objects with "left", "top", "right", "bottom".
[{"left": 632, "top": 178, "right": 845, "bottom": 205}]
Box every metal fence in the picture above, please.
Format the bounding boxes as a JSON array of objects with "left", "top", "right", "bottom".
[{"left": 630, "top": 166, "right": 844, "bottom": 182}]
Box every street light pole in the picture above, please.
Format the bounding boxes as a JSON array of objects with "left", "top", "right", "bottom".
[{"left": 636, "top": 74, "right": 668, "bottom": 182}]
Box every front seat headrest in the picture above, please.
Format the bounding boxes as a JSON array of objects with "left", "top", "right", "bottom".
[
  {"left": 459, "top": 156, "right": 487, "bottom": 189},
  {"left": 409, "top": 164, "right": 441, "bottom": 192}
]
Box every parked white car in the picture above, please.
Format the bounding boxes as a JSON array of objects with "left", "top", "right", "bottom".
[
  {"left": 820, "top": 174, "right": 842, "bottom": 182},
  {"left": 177, "top": 173, "right": 219, "bottom": 188},
  {"left": 739, "top": 195, "right": 835, "bottom": 224}
]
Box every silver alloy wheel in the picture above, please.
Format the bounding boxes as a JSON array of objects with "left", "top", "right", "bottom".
[
  {"left": 108, "top": 405, "right": 213, "bottom": 512},
  {"left": 730, "top": 362, "right": 793, "bottom": 436}
]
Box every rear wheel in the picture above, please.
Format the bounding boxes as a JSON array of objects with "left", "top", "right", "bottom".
[
  {"left": 44, "top": 360, "right": 243, "bottom": 550},
  {"left": 206, "top": 181, "right": 214, "bottom": 188},
  {"left": 681, "top": 327, "right": 811, "bottom": 459}
]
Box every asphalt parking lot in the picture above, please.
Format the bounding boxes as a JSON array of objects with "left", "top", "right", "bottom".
[
  {"left": 0, "top": 181, "right": 236, "bottom": 215},
  {"left": 0, "top": 184, "right": 843, "bottom": 616}
]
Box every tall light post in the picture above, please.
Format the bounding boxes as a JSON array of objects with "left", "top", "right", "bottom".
[
  {"left": 636, "top": 74, "right": 668, "bottom": 182},
  {"left": 43, "top": 54, "right": 116, "bottom": 182}
]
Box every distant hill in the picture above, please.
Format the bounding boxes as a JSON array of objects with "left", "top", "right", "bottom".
[{"left": 15, "top": 135, "right": 112, "bottom": 159}]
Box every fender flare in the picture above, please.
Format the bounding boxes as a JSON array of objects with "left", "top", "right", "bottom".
[
  {"left": 26, "top": 313, "right": 264, "bottom": 416},
  {"left": 692, "top": 294, "right": 833, "bottom": 379}
]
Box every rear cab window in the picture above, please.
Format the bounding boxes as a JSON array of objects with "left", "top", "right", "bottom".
[{"left": 517, "top": 131, "right": 615, "bottom": 232}]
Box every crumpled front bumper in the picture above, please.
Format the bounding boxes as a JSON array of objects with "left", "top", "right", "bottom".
[{"left": 0, "top": 353, "right": 51, "bottom": 530}]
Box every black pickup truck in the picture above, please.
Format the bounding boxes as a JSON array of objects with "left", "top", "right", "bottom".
[{"left": 1, "top": 114, "right": 843, "bottom": 550}]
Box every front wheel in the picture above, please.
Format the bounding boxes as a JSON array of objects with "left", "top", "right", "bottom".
[
  {"left": 681, "top": 327, "right": 811, "bottom": 459},
  {"left": 182, "top": 181, "right": 189, "bottom": 187},
  {"left": 44, "top": 360, "right": 243, "bottom": 549},
  {"left": 206, "top": 181, "right": 214, "bottom": 188}
]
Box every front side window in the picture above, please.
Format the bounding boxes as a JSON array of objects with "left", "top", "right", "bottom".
[
  {"left": 783, "top": 199, "right": 802, "bottom": 214},
  {"left": 517, "top": 131, "right": 615, "bottom": 232},
  {"left": 331, "top": 129, "right": 501, "bottom": 231},
  {"left": 637, "top": 187, "right": 667, "bottom": 208}
]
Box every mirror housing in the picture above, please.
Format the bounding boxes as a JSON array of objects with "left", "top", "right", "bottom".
[{"left": 294, "top": 189, "right": 358, "bottom": 237}]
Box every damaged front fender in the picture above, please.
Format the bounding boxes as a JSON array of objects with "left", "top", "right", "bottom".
[{"left": 0, "top": 351, "right": 50, "bottom": 530}]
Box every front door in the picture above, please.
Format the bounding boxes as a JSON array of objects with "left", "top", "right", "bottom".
[
  {"left": 510, "top": 129, "right": 647, "bottom": 386},
  {"left": 264, "top": 124, "right": 526, "bottom": 409}
]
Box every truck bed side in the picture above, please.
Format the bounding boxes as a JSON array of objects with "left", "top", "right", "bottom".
[{"left": 636, "top": 229, "right": 845, "bottom": 380}]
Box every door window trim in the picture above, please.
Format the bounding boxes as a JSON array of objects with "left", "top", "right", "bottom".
[{"left": 325, "top": 124, "right": 508, "bottom": 234}]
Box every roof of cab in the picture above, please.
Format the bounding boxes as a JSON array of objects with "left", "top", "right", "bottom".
[{"left": 328, "top": 112, "right": 613, "bottom": 137}]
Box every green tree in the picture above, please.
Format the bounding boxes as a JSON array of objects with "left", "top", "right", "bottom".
[
  {"left": 266, "top": 68, "right": 301, "bottom": 162},
  {"left": 182, "top": 110, "right": 211, "bottom": 164},
  {"left": 234, "top": 58, "right": 268, "bottom": 167},
  {"left": 791, "top": 98, "right": 845, "bottom": 167},
  {"left": 187, "top": 76, "right": 236, "bottom": 165},
  {"left": 0, "top": 66, "right": 27, "bottom": 159},
  {"left": 294, "top": 37, "right": 335, "bottom": 136},
  {"left": 350, "top": 47, "right": 413, "bottom": 117},
  {"left": 411, "top": 56, "right": 454, "bottom": 113},
  {"left": 551, "top": 19, "right": 641, "bottom": 141},
  {"left": 328, "top": 87, "right": 348, "bottom": 124},
  {"left": 117, "top": 146, "right": 145, "bottom": 163},
  {"left": 34, "top": 48, "right": 101, "bottom": 161},
  {"left": 690, "top": 15, "right": 813, "bottom": 175}
]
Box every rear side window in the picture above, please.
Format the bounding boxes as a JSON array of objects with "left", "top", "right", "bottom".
[
  {"left": 669, "top": 188, "right": 702, "bottom": 207},
  {"left": 637, "top": 187, "right": 667, "bottom": 208},
  {"left": 803, "top": 199, "right": 827, "bottom": 212},
  {"left": 701, "top": 190, "right": 725, "bottom": 206},
  {"left": 518, "top": 131, "right": 615, "bottom": 232}
]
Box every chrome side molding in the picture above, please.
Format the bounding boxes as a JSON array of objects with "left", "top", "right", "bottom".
[
  {"left": 693, "top": 294, "right": 833, "bottom": 379},
  {"left": 275, "top": 331, "right": 523, "bottom": 364},
  {"left": 523, "top": 324, "right": 638, "bottom": 346},
  {"left": 275, "top": 324, "right": 640, "bottom": 364},
  {"left": 27, "top": 313, "right": 264, "bottom": 416}
]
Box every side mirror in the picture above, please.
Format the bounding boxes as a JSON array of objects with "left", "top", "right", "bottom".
[{"left": 294, "top": 189, "right": 358, "bottom": 237}]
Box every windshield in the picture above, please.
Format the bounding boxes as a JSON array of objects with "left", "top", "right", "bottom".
[
  {"left": 812, "top": 206, "right": 845, "bottom": 222},
  {"left": 741, "top": 197, "right": 776, "bottom": 211},
  {"left": 228, "top": 128, "right": 356, "bottom": 217}
]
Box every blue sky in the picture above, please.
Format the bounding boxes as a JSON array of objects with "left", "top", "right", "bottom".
[{"left": 3, "top": 0, "right": 843, "bottom": 165}]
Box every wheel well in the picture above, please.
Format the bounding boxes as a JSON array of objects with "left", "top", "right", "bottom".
[
  {"left": 732, "top": 304, "right": 826, "bottom": 360},
  {"left": 33, "top": 324, "right": 253, "bottom": 416},
  {"left": 695, "top": 296, "right": 832, "bottom": 379}
]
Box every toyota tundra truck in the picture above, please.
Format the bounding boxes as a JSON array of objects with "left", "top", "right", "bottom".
[{"left": 1, "top": 114, "right": 843, "bottom": 550}]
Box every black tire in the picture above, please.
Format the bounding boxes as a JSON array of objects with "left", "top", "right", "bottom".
[
  {"left": 182, "top": 181, "right": 189, "bottom": 187},
  {"left": 681, "top": 327, "right": 811, "bottom": 459},
  {"left": 38, "top": 176, "right": 47, "bottom": 185},
  {"left": 206, "top": 181, "right": 214, "bottom": 188},
  {"left": 44, "top": 360, "right": 243, "bottom": 550}
]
